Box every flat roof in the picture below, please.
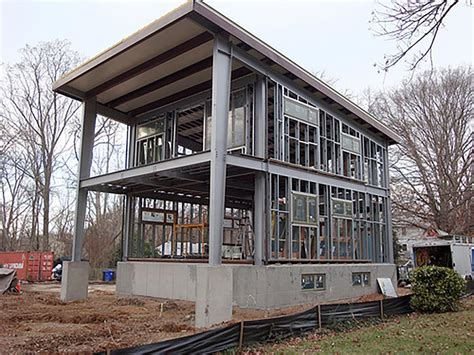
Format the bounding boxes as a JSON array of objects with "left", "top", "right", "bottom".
[{"left": 53, "top": 0, "right": 400, "bottom": 144}]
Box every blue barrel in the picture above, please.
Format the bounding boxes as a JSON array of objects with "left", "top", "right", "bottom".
[{"left": 102, "top": 269, "right": 114, "bottom": 282}]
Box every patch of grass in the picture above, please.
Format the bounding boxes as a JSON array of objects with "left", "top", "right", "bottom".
[{"left": 254, "top": 296, "right": 474, "bottom": 354}]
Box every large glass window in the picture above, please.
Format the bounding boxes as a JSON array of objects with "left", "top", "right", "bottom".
[
  {"left": 136, "top": 117, "right": 165, "bottom": 165},
  {"left": 205, "top": 88, "right": 247, "bottom": 151},
  {"left": 292, "top": 193, "right": 318, "bottom": 225}
]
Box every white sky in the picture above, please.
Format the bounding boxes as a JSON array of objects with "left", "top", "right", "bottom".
[{"left": 0, "top": 0, "right": 473, "bottom": 96}]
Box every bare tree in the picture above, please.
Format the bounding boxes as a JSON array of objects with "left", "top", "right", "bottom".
[
  {"left": 371, "top": 0, "right": 470, "bottom": 71},
  {"left": 370, "top": 67, "right": 473, "bottom": 233},
  {"left": 0, "top": 40, "right": 82, "bottom": 250}
]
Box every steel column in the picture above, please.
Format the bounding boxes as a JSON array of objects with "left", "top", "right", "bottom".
[
  {"left": 384, "top": 147, "right": 394, "bottom": 263},
  {"left": 253, "top": 76, "right": 267, "bottom": 265},
  {"left": 72, "top": 98, "right": 97, "bottom": 261},
  {"left": 208, "top": 35, "right": 232, "bottom": 266}
]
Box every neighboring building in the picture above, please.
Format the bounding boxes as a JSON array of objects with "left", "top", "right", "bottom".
[{"left": 53, "top": 1, "right": 400, "bottom": 326}]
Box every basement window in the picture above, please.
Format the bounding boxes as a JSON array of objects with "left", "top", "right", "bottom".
[
  {"left": 301, "top": 273, "right": 326, "bottom": 290},
  {"left": 352, "top": 272, "right": 370, "bottom": 287}
]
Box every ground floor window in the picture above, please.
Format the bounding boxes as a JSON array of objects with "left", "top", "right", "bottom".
[
  {"left": 352, "top": 272, "right": 370, "bottom": 286},
  {"left": 301, "top": 273, "right": 326, "bottom": 290}
]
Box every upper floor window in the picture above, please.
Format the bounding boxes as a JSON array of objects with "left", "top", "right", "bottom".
[
  {"left": 205, "top": 87, "right": 248, "bottom": 151},
  {"left": 136, "top": 116, "right": 165, "bottom": 166}
]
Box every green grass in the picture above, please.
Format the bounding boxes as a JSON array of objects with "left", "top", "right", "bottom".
[{"left": 252, "top": 296, "right": 474, "bottom": 354}]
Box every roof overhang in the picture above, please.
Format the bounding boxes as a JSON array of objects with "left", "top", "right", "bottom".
[{"left": 53, "top": 0, "right": 400, "bottom": 145}]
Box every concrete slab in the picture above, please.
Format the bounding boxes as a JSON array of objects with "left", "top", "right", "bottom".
[
  {"left": 60, "top": 261, "right": 89, "bottom": 302},
  {"left": 195, "top": 266, "right": 233, "bottom": 328}
]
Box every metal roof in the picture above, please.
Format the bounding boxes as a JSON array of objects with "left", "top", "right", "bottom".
[{"left": 53, "top": 0, "right": 400, "bottom": 144}]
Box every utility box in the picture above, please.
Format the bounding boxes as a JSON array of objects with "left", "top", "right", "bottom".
[{"left": 0, "top": 251, "right": 54, "bottom": 282}]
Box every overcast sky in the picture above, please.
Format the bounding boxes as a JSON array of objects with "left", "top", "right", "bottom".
[{"left": 0, "top": 0, "right": 473, "bottom": 96}]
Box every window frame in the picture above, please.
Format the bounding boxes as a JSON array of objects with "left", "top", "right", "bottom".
[
  {"left": 301, "top": 273, "right": 326, "bottom": 291},
  {"left": 352, "top": 272, "right": 370, "bottom": 287}
]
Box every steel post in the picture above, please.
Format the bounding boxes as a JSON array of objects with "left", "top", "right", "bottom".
[
  {"left": 72, "top": 97, "right": 97, "bottom": 261},
  {"left": 208, "top": 35, "right": 231, "bottom": 266}
]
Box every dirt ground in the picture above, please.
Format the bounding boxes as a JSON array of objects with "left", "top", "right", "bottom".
[{"left": 0, "top": 283, "right": 412, "bottom": 353}]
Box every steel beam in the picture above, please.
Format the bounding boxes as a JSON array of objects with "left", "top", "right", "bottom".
[
  {"left": 107, "top": 57, "right": 213, "bottom": 107},
  {"left": 225, "top": 154, "right": 389, "bottom": 197},
  {"left": 208, "top": 35, "right": 232, "bottom": 266},
  {"left": 79, "top": 151, "right": 211, "bottom": 189},
  {"left": 72, "top": 98, "right": 97, "bottom": 261},
  {"left": 87, "top": 32, "right": 213, "bottom": 97}
]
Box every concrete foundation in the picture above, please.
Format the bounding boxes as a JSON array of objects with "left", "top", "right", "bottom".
[
  {"left": 195, "top": 266, "right": 233, "bottom": 327},
  {"left": 116, "top": 262, "right": 396, "bottom": 325},
  {"left": 232, "top": 264, "right": 396, "bottom": 309},
  {"left": 60, "top": 261, "right": 89, "bottom": 302}
]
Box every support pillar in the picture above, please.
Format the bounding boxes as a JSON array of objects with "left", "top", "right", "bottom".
[
  {"left": 195, "top": 266, "right": 233, "bottom": 327},
  {"left": 208, "top": 35, "right": 231, "bottom": 266},
  {"left": 253, "top": 76, "right": 267, "bottom": 265},
  {"left": 62, "top": 97, "right": 96, "bottom": 302},
  {"left": 384, "top": 147, "right": 394, "bottom": 264}
]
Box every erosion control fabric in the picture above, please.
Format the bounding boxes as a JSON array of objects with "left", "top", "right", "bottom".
[{"left": 99, "top": 295, "right": 412, "bottom": 354}]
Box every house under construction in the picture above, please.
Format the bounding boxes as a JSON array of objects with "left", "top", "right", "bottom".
[{"left": 53, "top": 1, "right": 400, "bottom": 327}]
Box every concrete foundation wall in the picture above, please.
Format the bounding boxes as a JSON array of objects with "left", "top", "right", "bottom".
[
  {"left": 117, "top": 262, "right": 396, "bottom": 309},
  {"left": 116, "top": 262, "right": 197, "bottom": 301},
  {"left": 232, "top": 263, "right": 396, "bottom": 309}
]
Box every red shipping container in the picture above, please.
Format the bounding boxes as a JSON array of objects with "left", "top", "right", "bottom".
[{"left": 0, "top": 251, "right": 54, "bottom": 282}]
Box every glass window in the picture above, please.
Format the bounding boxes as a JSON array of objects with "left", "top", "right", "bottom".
[
  {"left": 292, "top": 194, "right": 307, "bottom": 222},
  {"left": 292, "top": 193, "right": 318, "bottom": 225},
  {"left": 284, "top": 96, "right": 318, "bottom": 125},
  {"left": 308, "top": 197, "right": 317, "bottom": 224},
  {"left": 332, "top": 198, "right": 353, "bottom": 217},
  {"left": 137, "top": 118, "right": 165, "bottom": 139},
  {"left": 205, "top": 88, "right": 247, "bottom": 150},
  {"left": 341, "top": 133, "right": 361, "bottom": 154},
  {"left": 352, "top": 272, "right": 370, "bottom": 286},
  {"left": 301, "top": 273, "right": 326, "bottom": 290}
]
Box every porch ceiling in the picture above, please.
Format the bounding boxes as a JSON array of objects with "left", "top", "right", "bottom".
[
  {"left": 82, "top": 155, "right": 255, "bottom": 209},
  {"left": 53, "top": 0, "right": 400, "bottom": 144}
]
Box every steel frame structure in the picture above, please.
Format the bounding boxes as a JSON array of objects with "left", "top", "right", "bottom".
[{"left": 54, "top": 0, "right": 399, "bottom": 267}]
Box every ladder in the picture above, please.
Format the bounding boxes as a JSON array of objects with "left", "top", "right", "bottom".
[{"left": 236, "top": 216, "right": 255, "bottom": 259}]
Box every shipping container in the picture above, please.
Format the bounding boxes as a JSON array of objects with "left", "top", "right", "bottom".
[{"left": 0, "top": 251, "right": 54, "bottom": 282}]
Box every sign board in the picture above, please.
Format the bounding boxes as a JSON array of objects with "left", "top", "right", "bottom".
[
  {"left": 377, "top": 278, "right": 397, "bottom": 298},
  {"left": 141, "top": 210, "right": 164, "bottom": 223}
]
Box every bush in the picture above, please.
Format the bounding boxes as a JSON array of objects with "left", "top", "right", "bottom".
[{"left": 410, "top": 266, "right": 466, "bottom": 313}]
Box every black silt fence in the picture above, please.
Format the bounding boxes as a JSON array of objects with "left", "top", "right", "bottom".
[{"left": 99, "top": 295, "right": 413, "bottom": 355}]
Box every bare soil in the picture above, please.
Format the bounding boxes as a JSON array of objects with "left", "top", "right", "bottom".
[{"left": 0, "top": 283, "right": 411, "bottom": 353}]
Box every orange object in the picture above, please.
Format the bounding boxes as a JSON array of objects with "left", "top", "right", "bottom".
[{"left": 0, "top": 251, "right": 54, "bottom": 282}]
